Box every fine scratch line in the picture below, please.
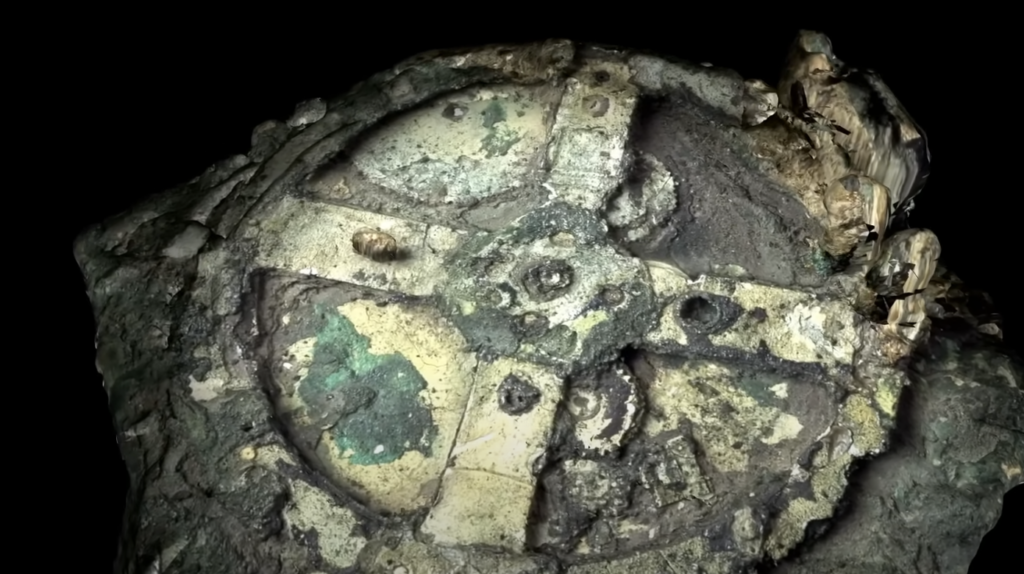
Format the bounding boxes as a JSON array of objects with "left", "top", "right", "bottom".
[{"left": 659, "top": 550, "right": 682, "bottom": 574}]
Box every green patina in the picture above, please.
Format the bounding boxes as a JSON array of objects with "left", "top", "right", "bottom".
[
  {"left": 480, "top": 99, "right": 507, "bottom": 128},
  {"left": 481, "top": 124, "right": 522, "bottom": 158},
  {"left": 733, "top": 368, "right": 789, "bottom": 407},
  {"left": 807, "top": 246, "right": 847, "bottom": 277},
  {"left": 299, "top": 304, "right": 436, "bottom": 465},
  {"left": 479, "top": 99, "right": 521, "bottom": 157}
]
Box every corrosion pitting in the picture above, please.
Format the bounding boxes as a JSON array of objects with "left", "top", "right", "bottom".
[
  {"left": 73, "top": 33, "right": 1021, "bottom": 574},
  {"left": 498, "top": 374, "right": 543, "bottom": 415}
]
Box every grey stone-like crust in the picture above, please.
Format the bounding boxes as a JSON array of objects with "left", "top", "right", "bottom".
[{"left": 75, "top": 36, "right": 1021, "bottom": 574}]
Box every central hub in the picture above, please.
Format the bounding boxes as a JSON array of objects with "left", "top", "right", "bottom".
[{"left": 521, "top": 259, "right": 575, "bottom": 301}]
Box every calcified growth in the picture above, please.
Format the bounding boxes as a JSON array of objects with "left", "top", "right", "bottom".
[{"left": 77, "top": 33, "right": 1020, "bottom": 574}]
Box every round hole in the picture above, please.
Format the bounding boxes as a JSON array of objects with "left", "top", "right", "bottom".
[
  {"left": 679, "top": 295, "right": 720, "bottom": 326},
  {"left": 442, "top": 102, "right": 468, "bottom": 121}
]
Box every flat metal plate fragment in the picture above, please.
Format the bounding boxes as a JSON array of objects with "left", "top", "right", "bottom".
[{"left": 74, "top": 34, "right": 1021, "bottom": 574}]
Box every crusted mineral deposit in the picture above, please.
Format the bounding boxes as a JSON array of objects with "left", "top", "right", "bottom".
[{"left": 77, "top": 34, "right": 1021, "bottom": 574}]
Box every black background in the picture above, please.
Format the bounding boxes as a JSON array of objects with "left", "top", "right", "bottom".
[{"left": 57, "top": 12, "right": 1018, "bottom": 572}]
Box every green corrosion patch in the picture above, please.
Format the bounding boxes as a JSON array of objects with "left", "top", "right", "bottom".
[
  {"left": 731, "top": 368, "right": 789, "bottom": 407},
  {"left": 807, "top": 245, "right": 851, "bottom": 277},
  {"left": 481, "top": 99, "right": 507, "bottom": 129},
  {"left": 299, "top": 305, "right": 437, "bottom": 465},
  {"left": 479, "top": 99, "right": 521, "bottom": 158}
]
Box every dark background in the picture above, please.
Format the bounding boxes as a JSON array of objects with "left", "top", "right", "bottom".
[{"left": 63, "top": 14, "right": 1017, "bottom": 572}]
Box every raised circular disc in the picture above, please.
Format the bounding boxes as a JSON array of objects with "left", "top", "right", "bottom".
[
  {"left": 244, "top": 39, "right": 910, "bottom": 570},
  {"left": 74, "top": 34, "right": 1004, "bottom": 574}
]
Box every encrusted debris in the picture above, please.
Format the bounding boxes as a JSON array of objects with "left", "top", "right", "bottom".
[{"left": 75, "top": 33, "right": 1021, "bottom": 574}]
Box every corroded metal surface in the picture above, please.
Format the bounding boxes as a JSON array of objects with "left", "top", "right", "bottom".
[{"left": 76, "top": 34, "right": 1021, "bottom": 574}]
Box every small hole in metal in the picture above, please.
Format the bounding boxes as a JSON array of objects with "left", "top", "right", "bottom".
[{"left": 680, "top": 296, "right": 719, "bottom": 325}]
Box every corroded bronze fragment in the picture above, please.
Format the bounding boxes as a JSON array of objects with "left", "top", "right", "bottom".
[{"left": 75, "top": 33, "right": 1020, "bottom": 574}]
